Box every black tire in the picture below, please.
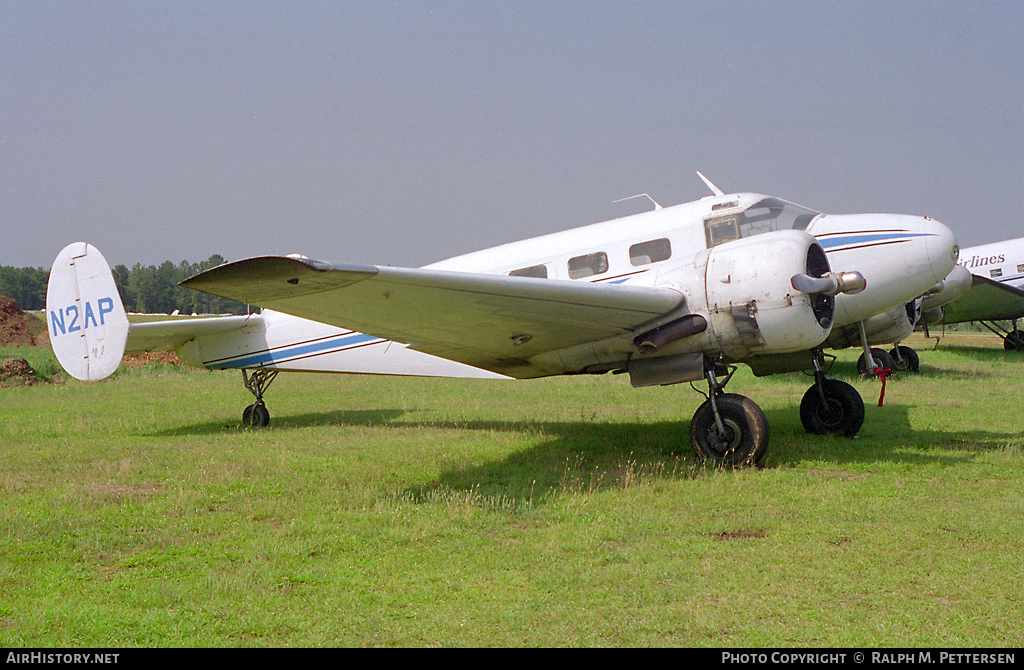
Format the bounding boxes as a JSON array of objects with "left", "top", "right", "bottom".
[
  {"left": 690, "top": 393, "right": 769, "bottom": 467},
  {"left": 1004, "top": 332, "right": 1024, "bottom": 351},
  {"left": 856, "top": 348, "right": 895, "bottom": 376},
  {"left": 800, "top": 379, "right": 865, "bottom": 437},
  {"left": 889, "top": 345, "right": 920, "bottom": 372},
  {"left": 243, "top": 403, "right": 271, "bottom": 427}
]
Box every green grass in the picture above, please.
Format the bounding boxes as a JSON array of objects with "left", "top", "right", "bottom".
[{"left": 1, "top": 333, "right": 1022, "bottom": 646}]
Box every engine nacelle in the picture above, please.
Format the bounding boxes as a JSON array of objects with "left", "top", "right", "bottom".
[
  {"left": 703, "top": 230, "right": 835, "bottom": 358},
  {"left": 825, "top": 301, "right": 917, "bottom": 349},
  {"left": 646, "top": 230, "right": 835, "bottom": 364},
  {"left": 921, "top": 263, "right": 973, "bottom": 312}
]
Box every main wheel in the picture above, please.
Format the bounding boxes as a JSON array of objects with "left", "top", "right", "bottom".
[
  {"left": 690, "top": 393, "right": 769, "bottom": 467},
  {"left": 889, "top": 345, "right": 920, "bottom": 372},
  {"left": 243, "top": 403, "right": 271, "bottom": 427},
  {"left": 856, "top": 348, "right": 895, "bottom": 376},
  {"left": 800, "top": 379, "right": 864, "bottom": 436},
  {"left": 1004, "top": 332, "right": 1024, "bottom": 351}
]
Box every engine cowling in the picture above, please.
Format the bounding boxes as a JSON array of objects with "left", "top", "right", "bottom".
[
  {"left": 703, "top": 230, "right": 835, "bottom": 358},
  {"left": 921, "top": 263, "right": 973, "bottom": 312},
  {"left": 647, "top": 230, "right": 835, "bottom": 361}
]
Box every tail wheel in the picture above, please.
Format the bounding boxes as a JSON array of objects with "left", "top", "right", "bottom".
[
  {"left": 243, "top": 403, "right": 270, "bottom": 428},
  {"left": 800, "top": 379, "right": 864, "bottom": 436},
  {"left": 889, "top": 345, "right": 920, "bottom": 372},
  {"left": 856, "top": 348, "right": 895, "bottom": 376},
  {"left": 241, "top": 369, "right": 277, "bottom": 428},
  {"left": 690, "top": 393, "right": 769, "bottom": 467}
]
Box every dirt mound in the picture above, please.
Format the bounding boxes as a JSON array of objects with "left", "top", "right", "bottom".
[
  {"left": 1, "top": 296, "right": 185, "bottom": 376},
  {"left": 0, "top": 297, "right": 36, "bottom": 347},
  {"left": 0, "top": 358, "right": 37, "bottom": 386}
]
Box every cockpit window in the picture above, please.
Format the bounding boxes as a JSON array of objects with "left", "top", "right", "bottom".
[
  {"left": 510, "top": 264, "right": 548, "bottom": 278},
  {"left": 704, "top": 197, "right": 820, "bottom": 248}
]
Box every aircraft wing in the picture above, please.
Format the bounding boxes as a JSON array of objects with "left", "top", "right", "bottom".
[
  {"left": 939, "top": 275, "right": 1024, "bottom": 324},
  {"left": 181, "top": 256, "right": 685, "bottom": 377}
]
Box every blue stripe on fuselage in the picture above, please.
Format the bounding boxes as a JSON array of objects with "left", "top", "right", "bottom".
[
  {"left": 817, "top": 231, "right": 934, "bottom": 250},
  {"left": 210, "top": 332, "right": 382, "bottom": 369}
]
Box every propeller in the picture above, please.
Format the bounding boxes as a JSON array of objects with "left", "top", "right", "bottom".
[{"left": 790, "top": 271, "right": 867, "bottom": 296}]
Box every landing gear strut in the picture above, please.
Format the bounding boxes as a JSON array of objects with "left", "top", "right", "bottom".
[
  {"left": 1006, "top": 330, "right": 1024, "bottom": 351},
  {"left": 979, "top": 319, "right": 1024, "bottom": 351},
  {"left": 690, "top": 360, "right": 768, "bottom": 467},
  {"left": 799, "top": 351, "right": 865, "bottom": 437},
  {"left": 242, "top": 368, "right": 278, "bottom": 427}
]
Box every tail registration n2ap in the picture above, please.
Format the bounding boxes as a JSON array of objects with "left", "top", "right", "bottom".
[{"left": 46, "top": 242, "right": 130, "bottom": 381}]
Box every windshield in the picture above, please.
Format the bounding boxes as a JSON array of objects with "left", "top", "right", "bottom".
[{"left": 704, "top": 197, "right": 820, "bottom": 248}]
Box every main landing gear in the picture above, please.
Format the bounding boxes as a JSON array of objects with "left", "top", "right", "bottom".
[
  {"left": 856, "top": 345, "right": 920, "bottom": 374},
  {"left": 977, "top": 319, "right": 1024, "bottom": 351},
  {"left": 799, "top": 351, "right": 864, "bottom": 437},
  {"left": 888, "top": 344, "right": 920, "bottom": 372},
  {"left": 241, "top": 368, "right": 278, "bottom": 427},
  {"left": 689, "top": 352, "right": 867, "bottom": 468},
  {"left": 856, "top": 348, "right": 894, "bottom": 375},
  {"left": 690, "top": 362, "right": 769, "bottom": 468}
]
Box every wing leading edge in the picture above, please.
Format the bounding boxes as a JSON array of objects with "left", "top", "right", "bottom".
[{"left": 181, "top": 256, "right": 685, "bottom": 377}]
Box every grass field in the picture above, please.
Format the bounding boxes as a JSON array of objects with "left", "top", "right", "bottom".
[{"left": 1, "top": 332, "right": 1022, "bottom": 647}]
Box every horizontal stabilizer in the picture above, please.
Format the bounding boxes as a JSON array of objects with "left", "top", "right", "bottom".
[{"left": 126, "top": 315, "right": 256, "bottom": 353}]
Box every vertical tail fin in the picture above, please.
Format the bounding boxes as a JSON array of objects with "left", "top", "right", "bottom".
[{"left": 46, "top": 243, "right": 130, "bottom": 381}]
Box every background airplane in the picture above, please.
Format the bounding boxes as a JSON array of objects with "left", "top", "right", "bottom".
[
  {"left": 46, "top": 176, "right": 957, "bottom": 467},
  {"left": 921, "top": 236, "right": 1024, "bottom": 350}
]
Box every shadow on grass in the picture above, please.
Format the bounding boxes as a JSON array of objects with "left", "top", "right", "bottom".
[{"left": 146, "top": 398, "right": 1024, "bottom": 506}]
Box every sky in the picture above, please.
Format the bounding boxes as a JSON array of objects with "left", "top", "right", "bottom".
[{"left": 3, "top": 0, "right": 1024, "bottom": 270}]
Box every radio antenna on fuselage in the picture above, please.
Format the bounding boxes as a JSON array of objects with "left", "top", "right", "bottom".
[
  {"left": 696, "top": 171, "right": 725, "bottom": 197},
  {"left": 612, "top": 193, "right": 662, "bottom": 210}
]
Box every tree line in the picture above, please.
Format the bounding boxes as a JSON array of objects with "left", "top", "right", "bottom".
[{"left": 0, "top": 255, "right": 248, "bottom": 314}]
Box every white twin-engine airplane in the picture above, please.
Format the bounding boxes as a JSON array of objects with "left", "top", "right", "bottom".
[
  {"left": 46, "top": 175, "right": 958, "bottom": 466},
  {"left": 920, "top": 236, "right": 1024, "bottom": 350}
]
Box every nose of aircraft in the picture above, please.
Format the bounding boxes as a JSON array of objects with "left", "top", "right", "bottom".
[
  {"left": 806, "top": 211, "right": 961, "bottom": 324},
  {"left": 919, "top": 216, "right": 960, "bottom": 285},
  {"left": 810, "top": 212, "right": 958, "bottom": 283}
]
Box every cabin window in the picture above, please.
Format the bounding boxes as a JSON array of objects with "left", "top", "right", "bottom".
[
  {"left": 629, "top": 238, "right": 672, "bottom": 266},
  {"left": 1017, "top": 263, "right": 1024, "bottom": 273},
  {"left": 509, "top": 264, "right": 548, "bottom": 279},
  {"left": 568, "top": 251, "right": 609, "bottom": 279},
  {"left": 991, "top": 268, "right": 1003, "bottom": 278}
]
